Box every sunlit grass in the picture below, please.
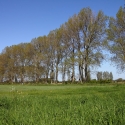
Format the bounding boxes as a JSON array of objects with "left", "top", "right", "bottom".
[{"left": 0, "top": 84, "right": 125, "bottom": 125}]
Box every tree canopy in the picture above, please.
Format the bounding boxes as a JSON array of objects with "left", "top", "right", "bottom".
[{"left": 107, "top": 7, "right": 125, "bottom": 72}]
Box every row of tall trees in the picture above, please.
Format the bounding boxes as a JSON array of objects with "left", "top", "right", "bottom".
[{"left": 0, "top": 7, "right": 124, "bottom": 83}]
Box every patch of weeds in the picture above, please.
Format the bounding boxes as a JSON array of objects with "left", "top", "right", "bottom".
[{"left": 0, "top": 97, "right": 11, "bottom": 109}]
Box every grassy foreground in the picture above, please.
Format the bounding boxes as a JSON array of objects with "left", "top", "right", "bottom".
[{"left": 0, "top": 84, "right": 125, "bottom": 125}]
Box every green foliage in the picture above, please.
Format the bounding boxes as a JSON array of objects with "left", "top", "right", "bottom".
[
  {"left": 89, "top": 79, "right": 97, "bottom": 84},
  {"left": 107, "top": 7, "right": 125, "bottom": 72},
  {"left": 116, "top": 78, "right": 123, "bottom": 82},
  {"left": 89, "top": 79, "right": 112, "bottom": 84},
  {"left": 0, "top": 7, "right": 108, "bottom": 83},
  {"left": 99, "top": 80, "right": 112, "bottom": 84}
]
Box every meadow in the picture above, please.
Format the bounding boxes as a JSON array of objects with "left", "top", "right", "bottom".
[{"left": 0, "top": 84, "right": 125, "bottom": 125}]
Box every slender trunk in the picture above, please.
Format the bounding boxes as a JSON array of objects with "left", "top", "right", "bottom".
[
  {"left": 45, "top": 70, "right": 49, "bottom": 83},
  {"left": 0, "top": 76, "right": 3, "bottom": 83},
  {"left": 9, "top": 74, "right": 12, "bottom": 83},
  {"left": 36, "top": 64, "right": 40, "bottom": 83},
  {"left": 21, "top": 64, "right": 25, "bottom": 83},
  {"left": 78, "top": 40, "right": 84, "bottom": 82},
  {"left": 84, "top": 48, "right": 89, "bottom": 82},
  {"left": 21, "top": 74, "right": 24, "bottom": 83},
  {"left": 36, "top": 73, "right": 39, "bottom": 83},
  {"left": 72, "top": 39, "right": 75, "bottom": 82},
  {"left": 15, "top": 75, "right": 17, "bottom": 83},
  {"left": 55, "top": 64, "right": 58, "bottom": 83},
  {"left": 62, "top": 63, "right": 66, "bottom": 82},
  {"left": 84, "top": 63, "right": 88, "bottom": 81},
  {"left": 67, "top": 69, "right": 70, "bottom": 81},
  {"left": 79, "top": 65, "right": 83, "bottom": 82}
]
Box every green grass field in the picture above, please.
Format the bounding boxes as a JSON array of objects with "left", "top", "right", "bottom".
[{"left": 0, "top": 84, "right": 125, "bottom": 125}]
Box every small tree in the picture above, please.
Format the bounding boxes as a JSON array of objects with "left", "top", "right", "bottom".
[
  {"left": 97, "top": 72, "right": 102, "bottom": 80},
  {"left": 109, "top": 72, "right": 113, "bottom": 81}
]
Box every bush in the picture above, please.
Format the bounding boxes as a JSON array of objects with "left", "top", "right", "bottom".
[
  {"left": 116, "top": 78, "right": 123, "bottom": 82},
  {"left": 89, "top": 79, "right": 97, "bottom": 84}
]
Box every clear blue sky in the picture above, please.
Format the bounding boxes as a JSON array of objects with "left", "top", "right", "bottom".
[{"left": 0, "top": 0, "right": 124, "bottom": 80}]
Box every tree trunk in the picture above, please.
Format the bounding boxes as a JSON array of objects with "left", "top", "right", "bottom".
[
  {"left": 62, "top": 63, "right": 66, "bottom": 82},
  {"left": 84, "top": 63, "right": 88, "bottom": 81},
  {"left": 21, "top": 73, "right": 24, "bottom": 83},
  {"left": 79, "top": 65, "right": 84, "bottom": 82},
  {"left": 84, "top": 47, "right": 89, "bottom": 82},
  {"left": 55, "top": 64, "right": 58, "bottom": 83},
  {"left": 72, "top": 40, "right": 75, "bottom": 82}
]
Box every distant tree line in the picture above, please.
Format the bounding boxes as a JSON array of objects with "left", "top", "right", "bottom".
[
  {"left": 0, "top": 7, "right": 125, "bottom": 84},
  {"left": 97, "top": 71, "right": 113, "bottom": 81}
]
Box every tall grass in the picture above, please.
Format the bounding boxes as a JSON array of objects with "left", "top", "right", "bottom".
[{"left": 0, "top": 85, "right": 125, "bottom": 125}]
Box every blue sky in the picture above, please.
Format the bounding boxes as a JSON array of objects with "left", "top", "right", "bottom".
[{"left": 0, "top": 0, "right": 124, "bottom": 80}]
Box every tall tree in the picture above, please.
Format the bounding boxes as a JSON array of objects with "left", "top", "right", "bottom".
[
  {"left": 0, "top": 53, "right": 6, "bottom": 82},
  {"left": 31, "top": 37, "right": 47, "bottom": 82},
  {"left": 78, "top": 8, "right": 107, "bottom": 81},
  {"left": 3, "top": 46, "right": 15, "bottom": 83},
  {"left": 53, "top": 28, "right": 64, "bottom": 82},
  {"left": 107, "top": 7, "right": 125, "bottom": 72},
  {"left": 59, "top": 24, "right": 74, "bottom": 82},
  {"left": 65, "top": 16, "right": 78, "bottom": 81}
]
